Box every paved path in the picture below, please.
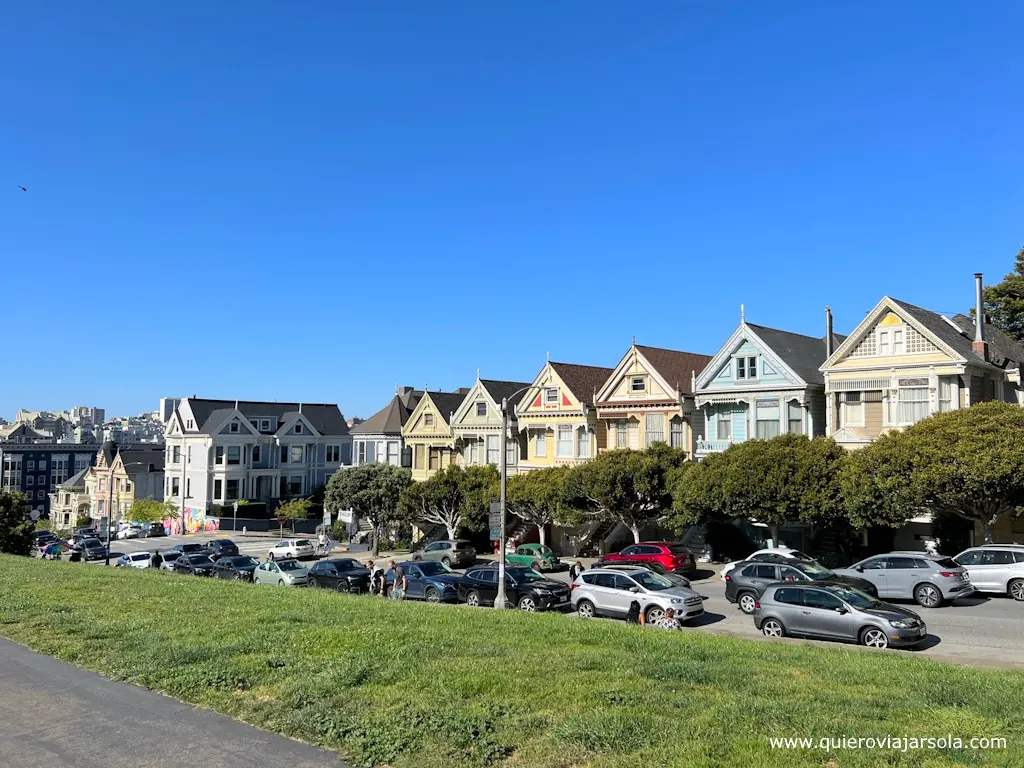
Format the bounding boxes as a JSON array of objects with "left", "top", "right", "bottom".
[{"left": 0, "top": 639, "right": 345, "bottom": 768}]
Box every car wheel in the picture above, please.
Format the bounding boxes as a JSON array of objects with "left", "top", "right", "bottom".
[
  {"left": 761, "top": 618, "right": 786, "bottom": 638},
  {"left": 1009, "top": 579, "right": 1024, "bottom": 601},
  {"left": 644, "top": 605, "right": 664, "bottom": 624},
  {"left": 466, "top": 589, "right": 480, "bottom": 607},
  {"left": 518, "top": 596, "right": 537, "bottom": 612},
  {"left": 425, "top": 587, "right": 441, "bottom": 603},
  {"left": 860, "top": 627, "right": 889, "bottom": 649},
  {"left": 914, "top": 583, "right": 942, "bottom": 608},
  {"left": 232, "top": 572, "right": 242, "bottom": 581},
  {"left": 309, "top": 577, "right": 318, "bottom": 589},
  {"left": 738, "top": 592, "right": 758, "bottom": 615},
  {"left": 412, "top": 553, "right": 422, "bottom": 561},
  {"left": 576, "top": 599, "right": 596, "bottom": 618},
  {"left": 441, "top": 556, "right": 451, "bottom": 567},
  {"left": 278, "top": 579, "right": 285, "bottom": 586}
]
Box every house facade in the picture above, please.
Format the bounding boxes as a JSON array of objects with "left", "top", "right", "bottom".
[
  {"left": 821, "top": 281, "right": 1024, "bottom": 450},
  {"left": 163, "top": 398, "right": 351, "bottom": 529},
  {"left": 0, "top": 443, "right": 96, "bottom": 520},
  {"left": 693, "top": 314, "right": 841, "bottom": 459},
  {"left": 48, "top": 467, "right": 91, "bottom": 528},
  {"left": 594, "top": 343, "right": 712, "bottom": 459},
  {"left": 85, "top": 442, "right": 165, "bottom": 525},
  {"left": 349, "top": 387, "right": 421, "bottom": 468},
  {"left": 514, "top": 360, "right": 614, "bottom": 472},
  {"left": 401, "top": 388, "right": 471, "bottom": 481},
  {"left": 451, "top": 377, "right": 533, "bottom": 475}
]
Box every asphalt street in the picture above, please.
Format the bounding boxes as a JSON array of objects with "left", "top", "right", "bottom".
[
  {"left": 86, "top": 533, "right": 1024, "bottom": 667},
  {"left": 0, "top": 638, "right": 345, "bottom": 768}
]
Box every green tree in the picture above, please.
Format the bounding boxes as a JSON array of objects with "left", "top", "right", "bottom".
[
  {"left": 0, "top": 492, "right": 34, "bottom": 556},
  {"left": 459, "top": 464, "right": 499, "bottom": 533},
  {"left": 400, "top": 465, "right": 466, "bottom": 540},
  {"left": 126, "top": 498, "right": 179, "bottom": 524},
  {"left": 979, "top": 246, "right": 1024, "bottom": 342},
  {"left": 325, "top": 463, "right": 412, "bottom": 556},
  {"left": 276, "top": 497, "right": 312, "bottom": 520},
  {"left": 75, "top": 511, "right": 92, "bottom": 528},
  {"left": 672, "top": 435, "right": 846, "bottom": 544},
  {"left": 841, "top": 401, "right": 1024, "bottom": 543},
  {"left": 506, "top": 466, "right": 569, "bottom": 547},
  {"left": 566, "top": 443, "right": 689, "bottom": 543}
]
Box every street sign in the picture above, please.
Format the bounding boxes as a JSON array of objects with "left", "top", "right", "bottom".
[
  {"left": 488, "top": 499, "right": 501, "bottom": 530},
  {"left": 489, "top": 526, "right": 500, "bottom": 541},
  {"left": 277, "top": 514, "right": 286, "bottom": 524}
]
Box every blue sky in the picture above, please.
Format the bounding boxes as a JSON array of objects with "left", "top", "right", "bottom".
[{"left": 2, "top": 2, "right": 1022, "bottom": 421}]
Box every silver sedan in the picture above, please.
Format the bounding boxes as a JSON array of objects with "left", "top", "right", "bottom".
[{"left": 253, "top": 559, "right": 310, "bottom": 586}]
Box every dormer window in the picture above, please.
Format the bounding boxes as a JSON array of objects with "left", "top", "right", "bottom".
[
  {"left": 229, "top": 422, "right": 239, "bottom": 433},
  {"left": 294, "top": 424, "right": 302, "bottom": 433},
  {"left": 877, "top": 328, "right": 905, "bottom": 356},
  {"left": 630, "top": 376, "right": 645, "bottom": 392},
  {"left": 736, "top": 356, "right": 758, "bottom": 380},
  {"left": 544, "top": 388, "right": 558, "bottom": 405},
  {"left": 424, "top": 413, "right": 434, "bottom": 427},
  {"left": 476, "top": 402, "right": 487, "bottom": 417}
]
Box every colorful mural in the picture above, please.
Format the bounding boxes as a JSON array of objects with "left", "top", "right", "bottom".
[{"left": 161, "top": 506, "right": 219, "bottom": 535}]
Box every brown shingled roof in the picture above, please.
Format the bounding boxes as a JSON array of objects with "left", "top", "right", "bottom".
[
  {"left": 549, "top": 361, "right": 615, "bottom": 407},
  {"left": 634, "top": 345, "right": 713, "bottom": 396}
]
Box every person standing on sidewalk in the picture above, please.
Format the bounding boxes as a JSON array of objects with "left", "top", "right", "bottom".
[
  {"left": 569, "top": 561, "right": 585, "bottom": 581},
  {"left": 366, "top": 560, "right": 384, "bottom": 596}
]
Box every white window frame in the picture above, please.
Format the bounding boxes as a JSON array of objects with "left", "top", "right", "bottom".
[
  {"left": 544, "top": 388, "right": 558, "bottom": 405},
  {"left": 577, "top": 427, "right": 590, "bottom": 458},
  {"left": 229, "top": 422, "right": 239, "bottom": 433},
  {"left": 894, "top": 381, "right": 930, "bottom": 426},
  {"left": 486, "top": 435, "right": 500, "bottom": 465},
  {"left": 644, "top": 414, "right": 665, "bottom": 447},
  {"left": 476, "top": 402, "right": 487, "bottom": 418},
  {"left": 615, "top": 420, "right": 629, "bottom": 449},
  {"left": 171, "top": 477, "right": 180, "bottom": 497},
  {"left": 938, "top": 377, "right": 954, "bottom": 413},
  {"left": 716, "top": 415, "right": 732, "bottom": 441},
  {"left": 630, "top": 376, "right": 645, "bottom": 393},
  {"left": 294, "top": 424, "right": 302, "bottom": 434},
  {"left": 290, "top": 445, "right": 304, "bottom": 464},
  {"left": 669, "top": 418, "right": 684, "bottom": 448},
  {"left": 556, "top": 425, "right": 573, "bottom": 458},
  {"left": 227, "top": 446, "right": 241, "bottom": 465},
  {"left": 534, "top": 430, "right": 547, "bottom": 458},
  {"left": 215, "top": 446, "right": 224, "bottom": 465},
  {"left": 841, "top": 392, "right": 865, "bottom": 427},
  {"left": 424, "top": 412, "right": 434, "bottom": 427}
]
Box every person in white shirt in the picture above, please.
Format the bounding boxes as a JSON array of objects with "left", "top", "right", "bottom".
[
  {"left": 317, "top": 531, "right": 328, "bottom": 556},
  {"left": 653, "top": 608, "right": 682, "bottom": 631}
]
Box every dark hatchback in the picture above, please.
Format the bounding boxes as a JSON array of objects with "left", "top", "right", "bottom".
[
  {"left": 172, "top": 543, "right": 209, "bottom": 556},
  {"left": 78, "top": 538, "right": 107, "bottom": 561},
  {"left": 206, "top": 539, "right": 240, "bottom": 558},
  {"left": 386, "top": 561, "right": 461, "bottom": 603},
  {"left": 726, "top": 558, "right": 879, "bottom": 614},
  {"left": 141, "top": 522, "right": 166, "bottom": 538},
  {"left": 212, "top": 555, "right": 260, "bottom": 581},
  {"left": 172, "top": 553, "right": 218, "bottom": 576},
  {"left": 456, "top": 566, "right": 571, "bottom": 611},
  {"left": 308, "top": 558, "right": 372, "bottom": 593}
]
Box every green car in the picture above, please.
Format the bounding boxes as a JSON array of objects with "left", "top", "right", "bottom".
[{"left": 506, "top": 544, "right": 560, "bottom": 571}]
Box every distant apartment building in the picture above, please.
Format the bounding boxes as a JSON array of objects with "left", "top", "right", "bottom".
[
  {"left": 71, "top": 406, "right": 105, "bottom": 428},
  {"left": 102, "top": 411, "right": 165, "bottom": 444},
  {"left": 0, "top": 443, "right": 97, "bottom": 519},
  {"left": 159, "top": 397, "right": 182, "bottom": 423},
  {"left": 163, "top": 398, "right": 352, "bottom": 524}
]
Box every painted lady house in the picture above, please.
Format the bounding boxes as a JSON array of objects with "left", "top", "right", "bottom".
[{"left": 401, "top": 387, "right": 472, "bottom": 481}]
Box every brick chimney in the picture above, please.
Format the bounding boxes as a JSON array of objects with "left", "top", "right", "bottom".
[{"left": 973, "top": 273, "right": 989, "bottom": 361}]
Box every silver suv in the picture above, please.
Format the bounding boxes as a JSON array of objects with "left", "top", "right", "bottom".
[
  {"left": 571, "top": 566, "right": 705, "bottom": 624},
  {"left": 832, "top": 552, "right": 974, "bottom": 608},
  {"left": 953, "top": 545, "right": 1024, "bottom": 600}
]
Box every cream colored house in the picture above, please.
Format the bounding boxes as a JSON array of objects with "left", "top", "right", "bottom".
[
  {"left": 450, "top": 377, "right": 532, "bottom": 474},
  {"left": 401, "top": 389, "right": 470, "bottom": 481},
  {"left": 821, "top": 277, "right": 1024, "bottom": 450},
  {"left": 87, "top": 442, "right": 166, "bottom": 523},
  {"left": 48, "top": 467, "right": 92, "bottom": 528}
]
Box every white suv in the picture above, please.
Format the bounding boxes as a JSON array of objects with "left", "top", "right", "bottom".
[
  {"left": 571, "top": 566, "right": 705, "bottom": 624},
  {"left": 954, "top": 545, "right": 1024, "bottom": 600},
  {"left": 268, "top": 539, "right": 315, "bottom": 561}
]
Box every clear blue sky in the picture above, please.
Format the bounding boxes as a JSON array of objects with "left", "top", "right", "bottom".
[{"left": 3, "top": 2, "right": 1022, "bottom": 421}]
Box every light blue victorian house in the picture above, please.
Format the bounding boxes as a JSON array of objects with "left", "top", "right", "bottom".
[{"left": 693, "top": 309, "right": 843, "bottom": 459}]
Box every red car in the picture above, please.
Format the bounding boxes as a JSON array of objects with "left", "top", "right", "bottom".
[{"left": 602, "top": 542, "right": 695, "bottom": 574}]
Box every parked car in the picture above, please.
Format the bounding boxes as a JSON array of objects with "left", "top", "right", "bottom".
[
  {"left": 308, "top": 558, "right": 372, "bottom": 593},
  {"left": 206, "top": 539, "right": 240, "bottom": 559},
  {"left": 267, "top": 539, "right": 315, "bottom": 561},
  {"left": 156, "top": 550, "right": 183, "bottom": 571},
  {"left": 35, "top": 531, "right": 60, "bottom": 547},
  {"left": 595, "top": 561, "right": 691, "bottom": 589},
  {"left": 413, "top": 539, "right": 477, "bottom": 568},
  {"left": 253, "top": 558, "right": 309, "bottom": 586},
  {"left": 754, "top": 582, "right": 927, "bottom": 649},
  {"left": 386, "top": 560, "right": 461, "bottom": 602},
  {"left": 75, "top": 526, "right": 100, "bottom": 539},
  {"left": 172, "top": 543, "right": 209, "bottom": 556},
  {"left": 505, "top": 543, "right": 560, "bottom": 571},
  {"left": 721, "top": 546, "right": 815, "bottom": 581},
  {"left": 457, "top": 566, "right": 570, "bottom": 611},
  {"left": 600, "top": 542, "right": 696, "bottom": 574},
  {"left": 953, "top": 545, "right": 1024, "bottom": 600},
  {"left": 172, "top": 553, "right": 218, "bottom": 576},
  {"left": 141, "top": 522, "right": 166, "bottom": 538},
  {"left": 212, "top": 555, "right": 261, "bottom": 581},
  {"left": 571, "top": 565, "right": 704, "bottom": 624},
  {"left": 725, "top": 558, "right": 879, "bottom": 614},
  {"left": 116, "top": 524, "right": 143, "bottom": 540},
  {"left": 833, "top": 552, "right": 975, "bottom": 608},
  {"left": 115, "top": 552, "right": 153, "bottom": 569},
  {"left": 78, "top": 538, "right": 107, "bottom": 561}
]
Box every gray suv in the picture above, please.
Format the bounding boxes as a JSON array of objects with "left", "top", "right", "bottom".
[
  {"left": 953, "top": 545, "right": 1024, "bottom": 600},
  {"left": 413, "top": 539, "right": 477, "bottom": 568},
  {"left": 832, "top": 552, "right": 974, "bottom": 608},
  {"left": 571, "top": 566, "right": 705, "bottom": 624},
  {"left": 754, "top": 582, "right": 927, "bottom": 649}
]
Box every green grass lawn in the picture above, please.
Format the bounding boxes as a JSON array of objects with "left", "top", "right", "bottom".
[{"left": 1, "top": 556, "right": 1021, "bottom": 768}]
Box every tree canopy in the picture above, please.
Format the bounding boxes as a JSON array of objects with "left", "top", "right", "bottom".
[
  {"left": 506, "top": 466, "right": 570, "bottom": 546},
  {"left": 325, "top": 463, "right": 412, "bottom": 555},
  {"left": 980, "top": 246, "right": 1024, "bottom": 342},
  {"left": 126, "top": 498, "right": 178, "bottom": 524},
  {"left": 276, "top": 497, "right": 313, "bottom": 521},
  {"left": 0, "top": 492, "right": 34, "bottom": 556},
  {"left": 565, "top": 443, "right": 689, "bottom": 543},
  {"left": 399, "top": 464, "right": 497, "bottom": 540},
  {"left": 671, "top": 434, "right": 846, "bottom": 543},
  {"left": 841, "top": 401, "right": 1024, "bottom": 542}
]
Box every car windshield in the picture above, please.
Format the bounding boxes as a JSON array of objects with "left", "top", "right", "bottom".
[
  {"left": 630, "top": 571, "right": 674, "bottom": 590},
  {"left": 279, "top": 560, "right": 305, "bottom": 571},
  {"left": 227, "top": 556, "right": 258, "bottom": 567},
  {"left": 510, "top": 570, "right": 544, "bottom": 584},
  {"left": 334, "top": 560, "right": 360, "bottom": 571},
  {"left": 931, "top": 557, "right": 960, "bottom": 570},
  {"left": 824, "top": 585, "right": 880, "bottom": 609},
  {"left": 295, "top": 540, "right": 312, "bottom": 547},
  {"left": 802, "top": 562, "right": 836, "bottom": 580},
  {"left": 84, "top": 540, "right": 103, "bottom": 548},
  {"left": 187, "top": 555, "right": 214, "bottom": 565},
  {"left": 416, "top": 561, "right": 451, "bottom": 576}
]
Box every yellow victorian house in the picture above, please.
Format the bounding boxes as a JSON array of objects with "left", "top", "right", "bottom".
[
  {"left": 821, "top": 275, "right": 1024, "bottom": 450},
  {"left": 515, "top": 359, "right": 614, "bottom": 472},
  {"left": 401, "top": 388, "right": 471, "bottom": 481}
]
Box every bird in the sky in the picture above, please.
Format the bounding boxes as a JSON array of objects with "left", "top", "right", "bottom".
[{"left": 18, "top": 185, "right": 26, "bottom": 191}]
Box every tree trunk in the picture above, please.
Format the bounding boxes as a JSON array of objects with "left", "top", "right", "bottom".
[
  {"left": 770, "top": 523, "right": 780, "bottom": 547},
  {"left": 983, "top": 518, "right": 994, "bottom": 545},
  {"left": 446, "top": 522, "right": 458, "bottom": 539},
  {"left": 630, "top": 524, "right": 641, "bottom": 543},
  {"left": 537, "top": 524, "right": 547, "bottom": 547},
  {"left": 371, "top": 525, "right": 380, "bottom": 557}
]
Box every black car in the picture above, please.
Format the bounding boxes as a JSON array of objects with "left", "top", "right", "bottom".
[
  {"left": 172, "top": 543, "right": 209, "bottom": 556},
  {"left": 456, "top": 566, "right": 571, "bottom": 611},
  {"left": 385, "top": 561, "right": 461, "bottom": 603},
  {"left": 172, "top": 553, "right": 218, "bottom": 576},
  {"left": 77, "top": 538, "right": 107, "bottom": 561},
  {"left": 308, "top": 558, "right": 372, "bottom": 593},
  {"left": 725, "top": 558, "right": 879, "bottom": 614},
  {"left": 75, "top": 527, "right": 100, "bottom": 539},
  {"left": 35, "top": 531, "right": 60, "bottom": 547},
  {"left": 206, "top": 539, "right": 240, "bottom": 558},
  {"left": 142, "top": 522, "right": 166, "bottom": 538},
  {"left": 212, "top": 555, "right": 260, "bottom": 581}
]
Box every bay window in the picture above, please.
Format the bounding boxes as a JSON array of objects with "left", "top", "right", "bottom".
[
  {"left": 669, "top": 418, "right": 684, "bottom": 448},
  {"left": 716, "top": 415, "right": 731, "bottom": 440},
  {"left": 486, "top": 435, "right": 500, "bottom": 465},
  {"left": 534, "top": 430, "right": 547, "bottom": 457},
  {"left": 556, "top": 425, "right": 573, "bottom": 457},
  {"left": 787, "top": 401, "right": 803, "bottom": 435},
  {"left": 615, "top": 420, "right": 629, "bottom": 449},
  {"left": 644, "top": 414, "right": 665, "bottom": 447},
  {"left": 577, "top": 427, "right": 590, "bottom": 458}
]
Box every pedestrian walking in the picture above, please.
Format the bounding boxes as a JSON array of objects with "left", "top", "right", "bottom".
[
  {"left": 569, "top": 561, "right": 585, "bottom": 580},
  {"left": 625, "top": 600, "right": 641, "bottom": 624},
  {"left": 367, "top": 560, "right": 384, "bottom": 596},
  {"left": 387, "top": 560, "right": 406, "bottom": 600},
  {"left": 150, "top": 551, "right": 163, "bottom": 570},
  {"left": 317, "top": 530, "right": 329, "bottom": 557}
]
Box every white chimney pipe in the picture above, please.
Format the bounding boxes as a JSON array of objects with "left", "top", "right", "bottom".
[{"left": 974, "top": 273, "right": 984, "bottom": 342}]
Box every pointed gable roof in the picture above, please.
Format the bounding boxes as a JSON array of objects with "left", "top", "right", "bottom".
[
  {"left": 185, "top": 398, "right": 350, "bottom": 436},
  {"left": 549, "top": 362, "right": 615, "bottom": 407},
  {"left": 425, "top": 391, "right": 473, "bottom": 425},
  {"left": 59, "top": 467, "right": 90, "bottom": 489},
  {"left": 350, "top": 390, "right": 424, "bottom": 436},
  {"left": 480, "top": 379, "right": 533, "bottom": 406},
  {"left": 746, "top": 324, "right": 845, "bottom": 386},
  {"left": 633, "top": 345, "right": 713, "bottom": 396}
]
